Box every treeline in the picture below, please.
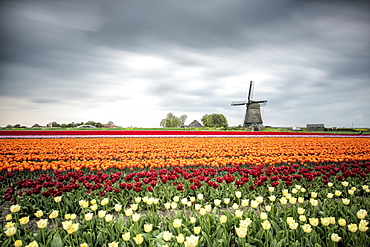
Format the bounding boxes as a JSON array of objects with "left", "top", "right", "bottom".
[
  {"left": 4, "top": 121, "right": 115, "bottom": 128},
  {"left": 160, "top": 112, "right": 228, "bottom": 128}
]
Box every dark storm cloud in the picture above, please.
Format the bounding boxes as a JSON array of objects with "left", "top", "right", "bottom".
[{"left": 0, "top": 0, "right": 369, "bottom": 127}]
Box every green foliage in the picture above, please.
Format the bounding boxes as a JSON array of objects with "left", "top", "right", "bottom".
[
  {"left": 201, "top": 114, "right": 228, "bottom": 128},
  {"left": 160, "top": 112, "right": 187, "bottom": 128}
]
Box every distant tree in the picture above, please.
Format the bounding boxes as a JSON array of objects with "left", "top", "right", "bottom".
[
  {"left": 6, "top": 124, "right": 13, "bottom": 128},
  {"left": 160, "top": 112, "right": 182, "bottom": 128},
  {"left": 179, "top": 114, "right": 187, "bottom": 126},
  {"left": 13, "top": 124, "right": 21, "bottom": 128},
  {"left": 61, "top": 123, "right": 67, "bottom": 128},
  {"left": 201, "top": 114, "right": 228, "bottom": 128},
  {"left": 47, "top": 121, "right": 60, "bottom": 127},
  {"left": 85, "top": 121, "right": 96, "bottom": 126},
  {"left": 96, "top": 122, "right": 103, "bottom": 128},
  {"left": 107, "top": 121, "right": 115, "bottom": 126}
]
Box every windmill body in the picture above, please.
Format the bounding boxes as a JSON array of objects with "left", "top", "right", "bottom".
[{"left": 231, "top": 81, "right": 267, "bottom": 128}]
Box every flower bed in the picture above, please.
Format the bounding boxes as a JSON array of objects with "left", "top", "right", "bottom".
[
  {"left": 1, "top": 137, "right": 369, "bottom": 246},
  {"left": 0, "top": 130, "right": 366, "bottom": 139}
]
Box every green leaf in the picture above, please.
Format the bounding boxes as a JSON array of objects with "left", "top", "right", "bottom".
[{"left": 50, "top": 232, "right": 64, "bottom": 247}]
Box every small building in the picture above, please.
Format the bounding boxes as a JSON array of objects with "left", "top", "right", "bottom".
[
  {"left": 306, "top": 124, "right": 325, "bottom": 131},
  {"left": 188, "top": 120, "right": 203, "bottom": 128},
  {"left": 102, "top": 124, "right": 117, "bottom": 128},
  {"left": 77, "top": 125, "right": 96, "bottom": 128},
  {"left": 32, "top": 124, "right": 42, "bottom": 128}
]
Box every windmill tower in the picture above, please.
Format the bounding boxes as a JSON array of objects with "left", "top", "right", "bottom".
[{"left": 231, "top": 81, "right": 267, "bottom": 128}]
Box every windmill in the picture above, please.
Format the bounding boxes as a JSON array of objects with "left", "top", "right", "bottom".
[{"left": 231, "top": 81, "right": 267, "bottom": 128}]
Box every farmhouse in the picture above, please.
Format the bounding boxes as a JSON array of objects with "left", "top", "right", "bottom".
[
  {"left": 306, "top": 124, "right": 325, "bottom": 131},
  {"left": 188, "top": 120, "right": 203, "bottom": 128}
]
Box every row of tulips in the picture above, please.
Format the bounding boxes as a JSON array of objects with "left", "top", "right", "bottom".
[
  {"left": 1, "top": 138, "right": 370, "bottom": 172},
  {"left": 1, "top": 178, "right": 369, "bottom": 246},
  {"left": 1, "top": 162, "right": 369, "bottom": 246}
]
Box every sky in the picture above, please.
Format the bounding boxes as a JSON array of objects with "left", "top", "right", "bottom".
[{"left": 1, "top": 0, "right": 370, "bottom": 128}]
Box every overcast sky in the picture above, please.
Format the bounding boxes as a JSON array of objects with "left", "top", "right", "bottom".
[{"left": 1, "top": 0, "right": 369, "bottom": 128}]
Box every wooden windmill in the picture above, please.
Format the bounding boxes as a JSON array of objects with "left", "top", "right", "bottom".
[{"left": 231, "top": 81, "right": 267, "bottom": 128}]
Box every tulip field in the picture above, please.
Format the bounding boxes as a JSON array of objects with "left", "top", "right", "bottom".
[{"left": 0, "top": 134, "right": 370, "bottom": 247}]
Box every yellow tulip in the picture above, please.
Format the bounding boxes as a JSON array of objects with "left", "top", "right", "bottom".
[
  {"left": 302, "top": 224, "right": 312, "bottom": 233},
  {"left": 234, "top": 209, "right": 243, "bottom": 218},
  {"left": 54, "top": 196, "right": 62, "bottom": 203},
  {"left": 348, "top": 223, "right": 358, "bottom": 233},
  {"left": 114, "top": 204, "right": 122, "bottom": 212},
  {"left": 338, "top": 218, "right": 346, "bottom": 226},
  {"left": 90, "top": 204, "right": 98, "bottom": 211},
  {"left": 335, "top": 190, "right": 342, "bottom": 197},
  {"left": 235, "top": 227, "right": 248, "bottom": 238},
  {"left": 220, "top": 215, "right": 227, "bottom": 224},
  {"left": 14, "top": 240, "right": 22, "bottom": 247},
  {"left": 36, "top": 219, "right": 48, "bottom": 229},
  {"left": 10, "top": 205, "right": 21, "bottom": 213},
  {"left": 176, "top": 234, "right": 185, "bottom": 244},
  {"left": 84, "top": 213, "right": 93, "bottom": 221},
  {"left": 98, "top": 210, "right": 106, "bottom": 218},
  {"left": 5, "top": 214, "right": 12, "bottom": 221},
  {"left": 108, "top": 242, "right": 118, "bottom": 247},
  {"left": 184, "top": 235, "right": 199, "bottom": 247},
  {"left": 173, "top": 219, "right": 182, "bottom": 228},
  {"left": 163, "top": 231, "right": 173, "bottom": 241},
  {"left": 241, "top": 199, "right": 250, "bottom": 206},
  {"left": 125, "top": 208, "right": 133, "bottom": 217},
  {"left": 255, "top": 196, "right": 263, "bottom": 204},
  {"left": 194, "top": 226, "right": 201, "bottom": 234},
  {"left": 299, "top": 215, "right": 307, "bottom": 222},
  {"left": 133, "top": 234, "right": 144, "bottom": 245},
  {"left": 105, "top": 214, "right": 114, "bottom": 223},
  {"left": 331, "top": 233, "right": 341, "bottom": 242},
  {"left": 321, "top": 217, "right": 330, "bottom": 226},
  {"left": 260, "top": 212, "right": 268, "bottom": 220},
  {"left": 135, "top": 197, "right": 142, "bottom": 203},
  {"left": 309, "top": 218, "right": 319, "bottom": 227},
  {"left": 342, "top": 198, "right": 350, "bottom": 205},
  {"left": 25, "top": 241, "right": 38, "bottom": 247},
  {"left": 214, "top": 199, "right": 221, "bottom": 206},
  {"left": 357, "top": 209, "right": 367, "bottom": 220},
  {"left": 289, "top": 222, "right": 298, "bottom": 230},
  {"left": 251, "top": 200, "right": 259, "bottom": 208},
  {"left": 122, "top": 232, "right": 130, "bottom": 241},
  {"left": 80, "top": 243, "right": 88, "bottom": 247},
  {"left": 5, "top": 221, "right": 14, "bottom": 229},
  {"left": 261, "top": 220, "right": 271, "bottom": 230},
  {"left": 132, "top": 213, "right": 141, "bottom": 222},
  {"left": 66, "top": 223, "right": 79, "bottom": 234},
  {"left": 19, "top": 216, "right": 29, "bottom": 225},
  {"left": 240, "top": 218, "right": 252, "bottom": 228},
  {"left": 297, "top": 207, "right": 305, "bottom": 215},
  {"left": 4, "top": 227, "right": 16, "bottom": 237},
  {"left": 235, "top": 191, "right": 242, "bottom": 198},
  {"left": 268, "top": 195, "right": 276, "bottom": 202},
  {"left": 190, "top": 217, "right": 196, "bottom": 224},
  {"left": 101, "top": 198, "right": 109, "bottom": 206}
]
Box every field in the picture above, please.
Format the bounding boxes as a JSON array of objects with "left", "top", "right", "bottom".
[{"left": 1, "top": 134, "right": 370, "bottom": 247}]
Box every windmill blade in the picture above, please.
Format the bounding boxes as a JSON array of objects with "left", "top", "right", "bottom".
[
  {"left": 247, "top": 81, "right": 253, "bottom": 102},
  {"left": 231, "top": 101, "right": 247, "bottom": 106},
  {"left": 253, "top": 100, "right": 267, "bottom": 104}
]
